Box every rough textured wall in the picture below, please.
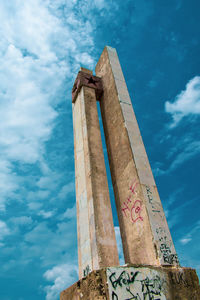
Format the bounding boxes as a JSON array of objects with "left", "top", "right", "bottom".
[
  {"left": 73, "top": 89, "right": 93, "bottom": 278},
  {"left": 95, "top": 46, "right": 177, "bottom": 266}
]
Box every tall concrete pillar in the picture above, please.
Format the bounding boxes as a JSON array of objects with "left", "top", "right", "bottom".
[
  {"left": 72, "top": 68, "right": 119, "bottom": 279},
  {"left": 95, "top": 47, "right": 178, "bottom": 266}
]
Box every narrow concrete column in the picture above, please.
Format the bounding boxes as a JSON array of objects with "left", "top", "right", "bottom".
[
  {"left": 95, "top": 47, "right": 178, "bottom": 266},
  {"left": 72, "top": 68, "right": 119, "bottom": 279}
]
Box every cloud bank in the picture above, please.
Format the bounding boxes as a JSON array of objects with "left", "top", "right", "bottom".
[
  {"left": 0, "top": 0, "right": 109, "bottom": 299},
  {"left": 0, "top": 0, "right": 97, "bottom": 212}
]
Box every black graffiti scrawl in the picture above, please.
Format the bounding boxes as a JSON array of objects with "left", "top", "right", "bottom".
[
  {"left": 107, "top": 267, "right": 167, "bottom": 300},
  {"left": 83, "top": 265, "right": 90, "bottom": 277}
]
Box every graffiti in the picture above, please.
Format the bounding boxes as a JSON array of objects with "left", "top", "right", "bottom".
[
  {"left": 107, "top": 267, "right": 166, "bottom": 300},
  {"left": 145, "top": 185, "right": 160, "bottom": 213},
  {"left": 169, "top": 271, "right": 194, "bottom": 288},
  {"left": 122, "top": 202, "right": 130, "bottom": 217},
  {"left": 112, "top": 291, "right": 119, "bottom": 299},
  {"left": 145, "top": 185, "right": 153, "bottom": 203},
  {"left": 156, "top": 227, "right": 166, "bottom": 237},
  {"left": 83, "top": 264, "right": 90, "bottom": 277},
  {"left": 155, "top": 227, "right": 179, "bottom": 265},
  {"left": 125, "top": 287, "right": 141, "bottom": 300},
  {"left": 130, "top": 181, "right": 139, "bottom": 195},
  {"left": 110, "top": 272, "right": 162, "bottom": 300},
  {"left": 140, "top": 275, "right": 163, "bottom": 299},
  {"left": 163, "top": 253, "right": 179, "bottom": 265},
  {"left": 159, "top": 242, "right": 179, "bottom": 265},
  {"left": 109, "top": 270, "right": 139, "bottom": 289},
  {"left": 121, "top": 180, "right": 143, "bottom": 223},
  {"left": 131, "top": 200, "right": 143, "bottom": 223}
]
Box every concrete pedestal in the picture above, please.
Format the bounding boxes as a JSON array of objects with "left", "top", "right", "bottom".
[{"left": 60, "top": 265, "right": 200, "bottom": 300}]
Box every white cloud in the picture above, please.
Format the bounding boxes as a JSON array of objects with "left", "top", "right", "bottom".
[
  {"left": 169, "top": 141, "right": 200, "bottom": 170},
  {"left": 38, "top": 210, "right": 55, "bottom": 219},
  {"left": 44, "top": 263, "right": 78, "bottom": 300},
  {"left": 28, "top": 202, "right": 43, "bottom": 211},
  {"left": 61, "top": 204, "right": 76, "bottom": 220},
  {"left": 37, "top": 177, "right": 56, "bottom": 190},
  {"left": 179, "top": 220, "right": 200, "bottom": 246},
  {"left": 165, "top": 196, "right": 199, "bottom": 230},
  {"left": 94, "top": 0, "right": 106, "bottom": 10},
  {"left": 27, "top": 190, "right": 51, "bottom": 202},
  {"left": 153, "top": 140, "right": 200, "bottom": 176},
  {"left": 0, "top": 220, "right": 10, "bottom": 240},
  {"left": 23, "top": 221, "right": 77, "bottom": 266},
  {"left": 180, "top": 238, "right": 192, "bottom": 245},
  {"left": 0, "top": 42, "right": 57, "bottom": 164},
  {"left": 0, "top": 160, "right": 19, "bottom": 211},
  {"left": 10, "top": 216, "right": 33, "bottom": 226},
  {"left": 0, "top": 0, "right": 97, "bottom": 211},
  {"left": 58, "top": 182, "right": 75, "bottom": 200},
  {"left": 165, "top": 76, "right": 200, "bottom": 127},
  {"left": 163, "top": 188, "right": 183, "bottom": 211}
]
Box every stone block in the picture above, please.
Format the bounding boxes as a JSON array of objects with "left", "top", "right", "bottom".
[{"left": 60, "top": 265, "right": 200, "bottom": 299}]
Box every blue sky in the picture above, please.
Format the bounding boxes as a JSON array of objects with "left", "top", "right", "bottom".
[{"left": 0, "top": 0, "right": 200, "bottom": 299}]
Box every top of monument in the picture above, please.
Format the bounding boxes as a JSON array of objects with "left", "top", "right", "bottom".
[{"left": 79, "top": 67, "right": 93, "bottom": 75}]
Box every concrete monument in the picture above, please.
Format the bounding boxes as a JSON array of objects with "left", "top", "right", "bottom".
[{"left": 60, "top": 47, "right": 200, "bottom": 299}]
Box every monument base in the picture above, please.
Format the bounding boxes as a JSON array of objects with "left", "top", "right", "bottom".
[{"left": 60, "top": 265, "right": 200, "bottom": 299}]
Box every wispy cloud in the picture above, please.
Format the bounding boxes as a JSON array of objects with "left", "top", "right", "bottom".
[
  {"left": 38, "top": 210, "right": 55, "bottom": 219},
  {"left": 180, "top": 238, "right": 191, "bottom": 245},
  {"left": 58, "top": 182, "right": 75, "bottom": 200},
  {"left": 153, "top": 139, "right": 200, "bottom": 176},
  {"left": 179, "top": 220, "right": 200, "bottom": 245},
  {"left": 0, "top": 220, "right": 10, "bottom": 241},
  {"left": 61, "top": 204, "right": 76, "bottom": 220},
  {"left": 0, "top": 160, "right": 19, "bottom": 211},
  {"left": 9, "top": 216, "right": 33, "bottom": 226},
  {"left": 162, "top": 189, "right": 188, "bottom": 229},
  {"left": 168, "top": 140, "right": 200, "bottom": 170},
  {"left": 44, "top": 263, "right": 78, "bottom": 300},
  {"left": 177, "top": 220, "right": 200, "bottom": 271},
  {"left": 165, "top": 76, "right": 200, "bottom": 127}
]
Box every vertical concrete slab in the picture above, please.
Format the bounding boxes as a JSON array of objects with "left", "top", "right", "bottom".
[
  {"left": 73, "top": 75, "right": 119, "bottom": 278},
  {"left": 95, "top": 46, "right": 178, "bottom": 266},
  {"left": 73, "top": 90, "right": 93, "bottom": 278}
]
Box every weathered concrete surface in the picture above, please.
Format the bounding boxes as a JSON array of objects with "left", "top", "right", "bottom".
[
  {"left": 95, "top": 46, "right": 178, "bottom": 266},
  {"left": 73, "top": 70, "right": 119, "bottom": 278},
  {"left": 60, "top": 265, "right": 200, "bottom": 299}
]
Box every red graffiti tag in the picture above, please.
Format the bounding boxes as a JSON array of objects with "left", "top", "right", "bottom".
[
  {"left": 121, "top": 180, "right": 143, "bottom": 223},
  {"left": 129, "top": 180, "right": 139, "bottom": 195},
  {"left": 131, "top": 200, "right": 143, "bottom": 223},
  {"left": 127, "top": 195, "right": 132, "bottom": 203},
  {"left": 121, "top": 202, "right": 130, "bottom": 217}
]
